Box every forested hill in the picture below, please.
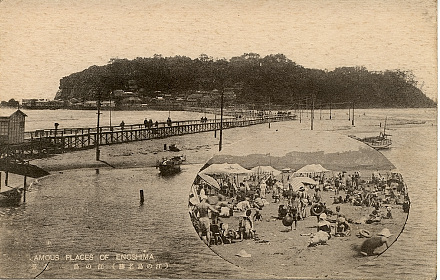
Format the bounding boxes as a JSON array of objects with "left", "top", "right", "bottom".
[{"left": 56, "top": 53, "right": 436, "bottom": 108}]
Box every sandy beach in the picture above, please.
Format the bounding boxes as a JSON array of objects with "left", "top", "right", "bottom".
[{"left": 207, "top": 188, "right": 408, "bottom": 279}]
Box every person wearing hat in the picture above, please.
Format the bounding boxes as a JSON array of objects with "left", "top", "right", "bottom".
[
  {"left": 194, "top": 195, "right": 219, "bottom": 246},
  {"left": 317, "top": 213, "right": 332, "bottom": 239},
  {"left": 360, "top": 228, "right": 393, "bottom": 256}
]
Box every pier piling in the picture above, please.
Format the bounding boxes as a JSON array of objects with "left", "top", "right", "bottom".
[{"left": 140, "top": 190, "right": 144, "bottom": 204}]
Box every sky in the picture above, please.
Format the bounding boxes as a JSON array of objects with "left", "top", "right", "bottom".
[{"left": 0, "top": 0, "right": 437, "bottom": 102}]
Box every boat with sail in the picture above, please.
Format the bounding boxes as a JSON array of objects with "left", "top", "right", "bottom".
[{"left": 349, "top": 117, "right": 392, "bottom": 150}]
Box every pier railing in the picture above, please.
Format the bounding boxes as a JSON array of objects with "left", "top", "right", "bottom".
[{"left": 3, "top": 115, "right": 296, "bottom": 160}]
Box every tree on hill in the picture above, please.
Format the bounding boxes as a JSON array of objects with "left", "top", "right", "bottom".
[{"left": 56, "top": 54, "right": 436, "bottom": 108}]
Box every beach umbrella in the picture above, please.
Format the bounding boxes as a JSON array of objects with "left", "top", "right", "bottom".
[
  {"left": 197, "top": 173, "right": 220, "bottom": 190},
  {"left": 289, "top": 179, "right": 305, "bottom": 192},
  {"left": 290, "top": 176, "right": 319, "bottom": 185},
  {"left": 251, "top": 166, "right": 281, "bottom": 176}
]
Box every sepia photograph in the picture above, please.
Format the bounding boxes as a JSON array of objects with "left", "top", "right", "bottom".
[{"left": 0, "top": 0, "right": 437, "bottom": 279}]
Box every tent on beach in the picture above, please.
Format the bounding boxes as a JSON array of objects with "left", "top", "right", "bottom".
[
  {"left": 200, "top": 163, "right": 252, "bottom": 175},
  {"left": 251, "top": 165, "right": 281, "bottom": 176},
  {"left": 294, "top": 164, "right": 330, "bottom": 176}
]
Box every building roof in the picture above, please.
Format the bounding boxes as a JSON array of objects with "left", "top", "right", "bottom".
[{"left": 0, "top": 109, "right": 27, "bottom": 118}]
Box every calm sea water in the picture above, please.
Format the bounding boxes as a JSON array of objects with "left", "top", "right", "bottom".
[{"left": 0, "top": 108, "right": 436, "bottom": 279}]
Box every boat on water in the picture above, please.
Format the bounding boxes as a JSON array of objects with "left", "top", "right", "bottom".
[
  {"left": 349, "top": 117, "right": 392, "bottom": 150},
  {"left": 0, "top": 187, "right": 22, "bottom": 207},
  {"left": 157, "top": 155, "right": 186, "bottom": 175},
  {"left": 349, "top": 132, "right": 392, "bottom": 150}
]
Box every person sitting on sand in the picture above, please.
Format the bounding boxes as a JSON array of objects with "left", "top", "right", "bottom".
[
  {"left": 367, "top": 206, "right": 382, "bottom": 224},
  {"left": 317, "top": 213, "right": 332, "bottom": 239},
  {"left": 335, "top": 216, "right": 351, "bottom": 237},
  {"left": 194, "top": 195, "right": 219, "bottom": 246},
  {"left": 360, "top": 228, "right": 393, "bottom": 256}
]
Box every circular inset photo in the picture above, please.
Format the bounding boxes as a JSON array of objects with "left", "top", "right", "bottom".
[{"left": 188, "top": 128, "right": 410, "bottom": 278}]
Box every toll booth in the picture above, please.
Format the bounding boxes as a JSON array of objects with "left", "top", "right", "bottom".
[{"left": 0, "top": 110, "right": 27, "bottom": 144}]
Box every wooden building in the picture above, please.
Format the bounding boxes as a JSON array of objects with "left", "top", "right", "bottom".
[{"left": 0, "top": 110, "right": 27, "bottom": 144}]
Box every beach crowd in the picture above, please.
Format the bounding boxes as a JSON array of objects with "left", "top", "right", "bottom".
[{"left": 189, "top": 166, "right": 409, "bottom": 256}]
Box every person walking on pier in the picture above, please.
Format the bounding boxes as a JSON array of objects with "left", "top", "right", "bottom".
[
  {"left": 167, "top": 117, "right": 172, "bottom": 127},
  {"left": 120, "top": 121, "right": 125, "bottom": 130}
]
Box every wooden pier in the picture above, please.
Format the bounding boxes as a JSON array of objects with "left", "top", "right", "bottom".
[{"left": 0, "top": 115, "right": 296, "bottom": 161}]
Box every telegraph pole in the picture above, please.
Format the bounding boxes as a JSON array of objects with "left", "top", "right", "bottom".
[
  {"left": 96, "top": 91, "right": 102, "bottom": 161},
  {"left": 311, "top": 95, "right": 315, "bottom": 130},
  {"left": 352, "top": 101, "right": 355, "bottom": 126},
  {"left": 329, "top": 102, "right": 332, "bottom": 120},
  {"left": 268, "top": 96, "right": 271, "bottom": 128},
  {"left": 219, "top": 90, "right": 224, "bottom": 151}
]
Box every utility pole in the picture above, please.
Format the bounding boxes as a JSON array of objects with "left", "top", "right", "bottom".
[
  {"left": 219, "top": 89, "right": 224, "bottom": 151},
  {"left": 319, "top": 102, "right": 322, "bottom": 120},
  {"left": 352, "top": 101, "right": 355, "bottom": 126},
  {"left": 311, "top": 94, "right": 315, "bottom": 130},
  {"left": 348, "top": 104, "right": 351, "bottom": 121},
  {"left": 96, "top": 91, "right": 102, "bottom": 161},
  {"left": 329, "top": 102, "right": 332, "bottom": 120},
  {"left": 268, "top": 96, "right": 271, "bottom": 128},
  {"left": 214, "top": 112, "right": 217, "bottom": 138},
  {"left": 109, "top": 91, "right": 112, "bottom": 127}
]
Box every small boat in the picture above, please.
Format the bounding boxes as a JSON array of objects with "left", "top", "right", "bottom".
[
  {"left": 169, "top": 144, "right": 181, "bottom": 152},
  {"left": 349, "top": 117, "right": 392, "bottom": 150},
  {"left": 0, "top": 187, "right": 22, "bottom": 207},
  {"left": 349, "top": 133, "right": 392, "bottom": 150},
  {"left": 157, "top": 155, "right": 186, "bottom": 175}
]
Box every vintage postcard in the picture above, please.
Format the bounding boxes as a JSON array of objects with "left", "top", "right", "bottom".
[{"left": 0, "top": 0, "right": 436, "bottom": 279}]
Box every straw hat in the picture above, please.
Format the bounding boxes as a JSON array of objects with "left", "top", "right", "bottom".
[
  {"left": 377, "top": 228, "right": 393, "bottom": 238},
  {"left": 236, "top": 249, "right": 251, "bottom": 258},
  {"left": 319, "top": 213, "right": 327, "bottom": 220}
]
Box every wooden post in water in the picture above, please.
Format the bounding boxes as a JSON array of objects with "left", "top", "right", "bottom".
[
  {"left": 0, "top": 172, "right": 2, "bottom": 191},
  {"left": 140, "top": 190, "right": 144, "bottom": 204},
  {"left": 5, "top": 171, "right": 8, "bottom": 186},
  {"left": 23, "top": 175, "right": 27, "bottom": 203}
]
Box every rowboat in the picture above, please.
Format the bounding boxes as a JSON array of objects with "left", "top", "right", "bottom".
[
  {"left": 0, "top": 187, "right": 22, "bottom": 207},
  {"left": 157, "top": 155, "right": 186, "bottom": 175}
]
